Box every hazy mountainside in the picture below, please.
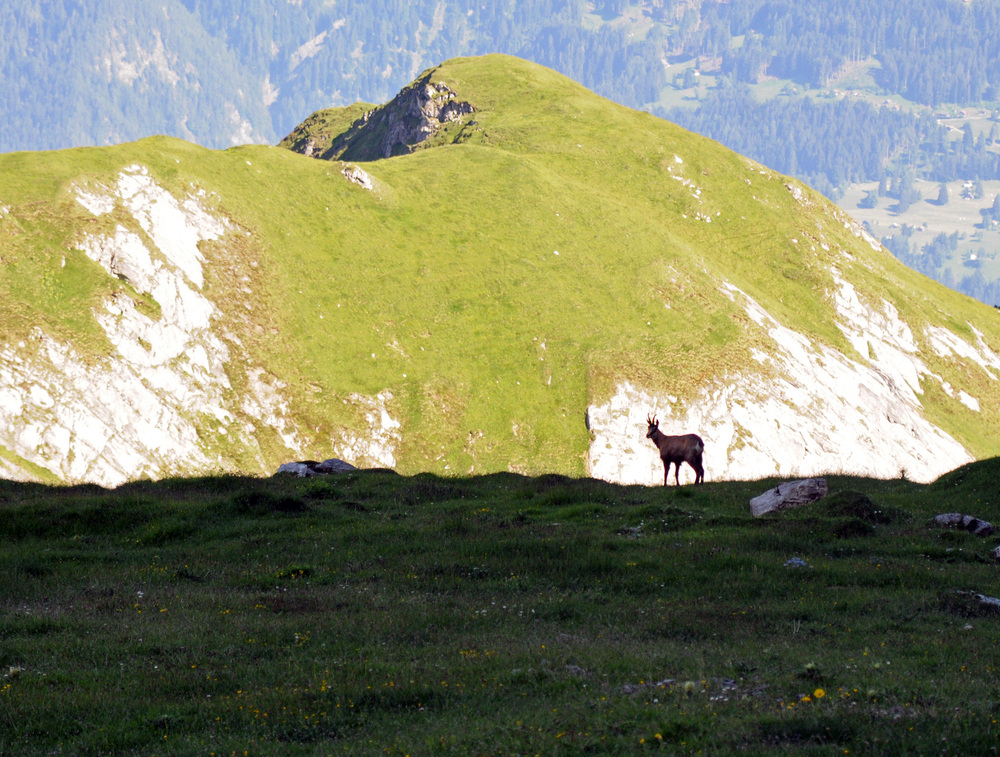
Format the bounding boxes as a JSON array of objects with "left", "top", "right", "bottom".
[
  {"left": 0, "top": 0, "right": 272, "bottom": 151},
  {"left": 0, "top": 0, "right": 657, "bottom": 153},
  {"left": 2, "top": 55, "right": 999, "bottom": 488},
  {"left": 4, "top": 0, "right": 997, "bottom": 166},
  {"left": 666, "top": 0, "right": 1000, "bottom": 104},
  {"left": 5, "top": 0, "right": 1000, "bottom": 308},
  {"left": 649, "top": 0, "right": 1000, "bottom": 306}
]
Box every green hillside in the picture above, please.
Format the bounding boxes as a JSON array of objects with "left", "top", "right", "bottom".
[{"left": 2, "top": 55, "right": 1000, "bottom": 483}]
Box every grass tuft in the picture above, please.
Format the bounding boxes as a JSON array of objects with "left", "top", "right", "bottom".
[{"left": 228, "top": 490, "right": 309, "bottom": 515}]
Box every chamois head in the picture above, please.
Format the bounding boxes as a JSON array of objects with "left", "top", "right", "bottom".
[{"left": 645, "top": 414, "right": 659, "bottom": 439}]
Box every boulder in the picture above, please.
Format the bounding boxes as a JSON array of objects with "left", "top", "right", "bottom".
[
  {"left": 274, "top": 458, "right": 358, "bottom": 477},
  {"left": 750, "top": 477, "right": 829, "bottom": 517},
  {"left": 342, "top": 164, "right": 374, "bottom": 191},
  {"left": 952, "top": 590, "right": 1000, "bottom": 612},
  {"left": 932, "top": 512, "right": 995, "bottom": 537},
  {"left": 314, "top": 458, "right": 358, "bottom": 474},
  {"left": 275, "top": 462, "right": 315, "bottom": 477}
]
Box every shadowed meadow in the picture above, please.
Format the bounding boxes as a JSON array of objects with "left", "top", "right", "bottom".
[{"left": 1, "top": 461, "right": 999, "bottom": 754}]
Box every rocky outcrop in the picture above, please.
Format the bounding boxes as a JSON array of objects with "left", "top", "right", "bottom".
[
  {"left": 318, "top": 71, "right": 475, "bottom": 162},
  {"left": 342, "top": 164, "right": 375, "bottom": 191}
]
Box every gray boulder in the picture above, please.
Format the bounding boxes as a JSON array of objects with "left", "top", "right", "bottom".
[
  {"left": 932, "top": 512, "right": 995, "bottom": 536},
  {"left": 275, "top": 462, "right": 316, "bottom": 477},
  {"left": 953, "top": 590, "right": 1000, "bottom": 610},
  {"left": 750, "top": 478, "right": 829, "bottom": 517},
  {"left": 314, "top": 458, "right": 359, "bottom": 474},
  {"left": 274, "top": 458, "right": 358, "bottom": 477}
]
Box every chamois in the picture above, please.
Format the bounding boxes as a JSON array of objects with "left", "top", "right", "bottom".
[{"left": 645, "top": 414, "right": 705, "bottom": 486}]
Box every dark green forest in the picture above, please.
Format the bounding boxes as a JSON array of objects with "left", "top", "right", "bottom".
[
  {"left": 686, "top": 0, "right": 1000, "bottom": 105},
  {"left": 664, "top": 86, "right": 1000, "bottom": 199}
]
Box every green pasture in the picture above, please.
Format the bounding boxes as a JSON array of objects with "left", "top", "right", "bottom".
[{"left": 2, "top": 462, "right": 999, "bottom": 754}]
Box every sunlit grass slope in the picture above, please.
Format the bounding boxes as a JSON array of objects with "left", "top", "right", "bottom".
[{"left": 2, "top": 54, "right": 999, "bottom": 477}]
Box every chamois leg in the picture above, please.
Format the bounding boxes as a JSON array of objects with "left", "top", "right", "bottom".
[{"left": 692, "top": 460, "right": 704, "bottom": 485}]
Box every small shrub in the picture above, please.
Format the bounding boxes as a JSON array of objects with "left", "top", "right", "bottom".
[
  {"left": 302, "top": 480, "right": 340, "bottom": 500},
  {"left": 14, "top": 559, "right": 49, "bottom": 578},
  {"left": 820, "top": 491, "right": 909, "bottom": 525},
  {"left": 174, "top": 568, "right": 207, "bottom": 583}
]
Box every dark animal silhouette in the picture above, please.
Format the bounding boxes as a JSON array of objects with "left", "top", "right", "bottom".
[{"left": 645, "top": 414, "right": 705, "bottom": 486}]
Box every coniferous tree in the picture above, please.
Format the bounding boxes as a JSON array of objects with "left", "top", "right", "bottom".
[{"left": 858, "top": 190, "right": 879, "bottom": 209}]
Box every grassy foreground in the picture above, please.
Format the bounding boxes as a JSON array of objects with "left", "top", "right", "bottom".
[{"left": 2, "top": 462, "right": 999, "bottom": 755}]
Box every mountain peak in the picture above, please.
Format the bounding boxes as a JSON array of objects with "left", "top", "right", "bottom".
[
  {"left": 2, "top": 55, "right": 999, "bottom": 486},
  {"left": 281, "top": 64, "right": 477, "bottom": 162}
]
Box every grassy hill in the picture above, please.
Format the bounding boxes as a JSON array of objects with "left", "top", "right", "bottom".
[
  {"left": 1, "top": 54, "right": 1000, "bottom": 485},
  {"left": 2, "top": 464, "right": 999, "bottom": 754}
]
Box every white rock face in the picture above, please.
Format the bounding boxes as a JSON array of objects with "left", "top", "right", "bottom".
[
  {"left": 587, "top": 280, "right": 977, "bottom": 485},
  {"left": 336, "top": 390, "right": 402, "bottom": 468},
  {"left": 102, "top": 30, "right": 180, "bottom": 87},
  {"left": 925, "top": 324, "right": 1000, "bottom": 379},
  {"left": 342, "top": 164, "right": 375, "bottom": 191},
  {"left": 0, "top": 164, "right": 401, "bottom": 486},
  {"left": 0, "top": 167, "right": 302, "bottom": 486},
  {"left": 114, "top": 165, "right": 226, "bottom": 289},
  {"left": 0, "top": 331, "right": 215, "bottom": 485}
]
